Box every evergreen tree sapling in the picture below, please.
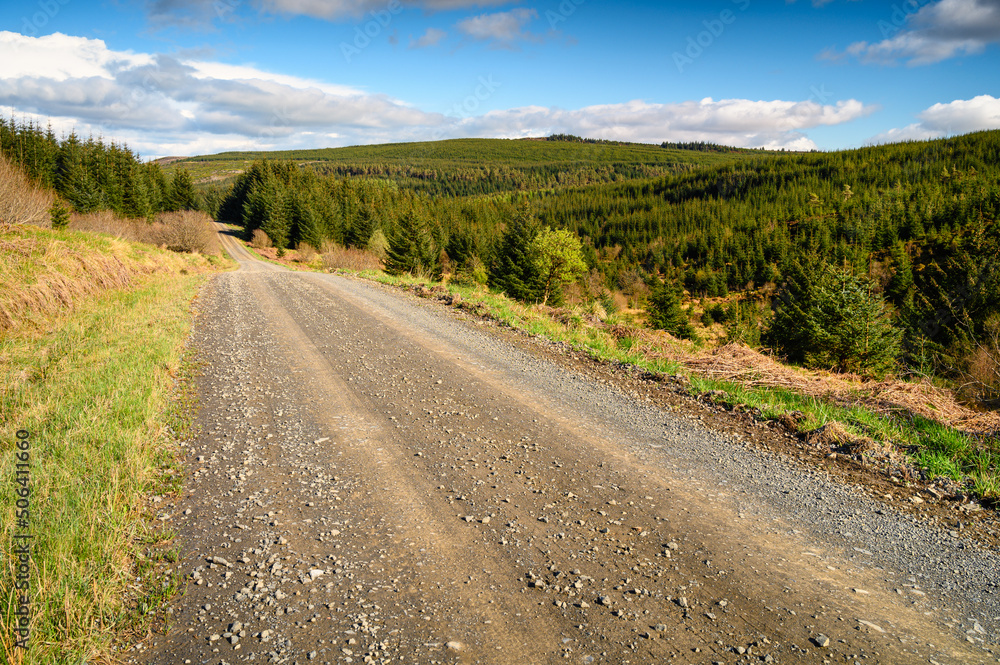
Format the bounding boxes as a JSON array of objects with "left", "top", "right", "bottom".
[
  {"left": 767, "top": 263, "right": 901, "bottom": 377},
  {"left": 49, "top": 201, "right": 70, "bottom": 230},
  {"left": 489, "top": 201, "right": 543, "bottom": 302},
  {"left": 648, "top": 278, "right": 696, "bottom": 340}
]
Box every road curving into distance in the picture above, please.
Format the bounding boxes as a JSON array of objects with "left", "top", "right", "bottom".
[{"left": 137, "top": 223, "right": 999, "bottom": 665}]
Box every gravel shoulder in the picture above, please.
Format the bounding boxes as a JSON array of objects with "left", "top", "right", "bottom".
[{"left": 135, "top": 226, "right": 999, "bottom": 665}]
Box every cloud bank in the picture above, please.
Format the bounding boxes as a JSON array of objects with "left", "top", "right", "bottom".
[
  {"left": 0, "top": 31, "right": 879, "bottom": 157},
  {"left": 831, "top": 0, "right": 1000, "bottom": 65},
  {"left": 869, "top": 95, "right": 1000, "bottom": 143}
]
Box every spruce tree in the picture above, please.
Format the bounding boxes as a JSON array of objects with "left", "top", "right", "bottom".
[
  {"left": 169, "top": 168, "right": 200, "bottom": 210},
  {"left": 767, "top": 263, "right": 901, "bottom": 377},
  {"left": 347, "top": 204, "right": 376, "bottom": 249},
  {"left": 489, "top": 201, "right": 543, "bottom": 302},
  {"left": 764, "top": 258, "right": 819, "bottom": 363},
  {"left": 49, "top": 201, "right": 70, "bottom": 230},
  {"left": 385, "top": 209, "right": 440, "bottom": 278},
  {"left": 648, "top": 278, "right": 696, "bottom": 339}
]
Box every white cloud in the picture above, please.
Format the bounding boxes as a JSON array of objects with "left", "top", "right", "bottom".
[
  {"left": 0, "top": 33, "right": 877, "bottom": 158},
  {"left": 833, "top": 0, "right": 1000, "bottom": 65},
  {"left": 869, "top": 95, "right": 1000, "bottom": 143},
  {"left": 452, "top": 98, "right": 876, "bottom": 150},
  {"left": 185, "top": 61, "right": 363, "bottom": 97},
  {"left": 0, "top": 32, "right": 445, "bottom": 157},
  {"left": 456, "top": 8, "right": 540, "bottom": 47},
  {"left": 0, "top": 31, "right": 153, "bottom": 80},
  {"left": 409, "top": 27, "right": 448, "bottom": 48}
]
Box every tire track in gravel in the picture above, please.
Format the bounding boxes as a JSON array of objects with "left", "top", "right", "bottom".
[
  {"left": 133, "top": 225, "right": 999, "bottom": 665},
  {"left": 240, "top": 269, "right": 568, "bottom": 664}
]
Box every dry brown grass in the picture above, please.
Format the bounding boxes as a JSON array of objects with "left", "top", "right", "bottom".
[
  {"left": 321, "top": 243, "right": 383, "bottom": 272},
  {"left": 0, "top": 223, "right": 215, "bottom": 334},
  {"left": 0, "top": 152, "right": 54, "bottom": 226},
  {"left": 597, "top": 321, "right": 1000, "bottom": 436},
  {"left": 69, "top": 210, "right": 221, "bottom": 255},
  {"left": 678, "top": 342, "right": 1000, "bottom": 436}
]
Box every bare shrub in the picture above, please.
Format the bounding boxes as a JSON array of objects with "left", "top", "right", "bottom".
[
  {"left": 152, "top": 211, "right": 220, "bottom": 254},
  {"left": 296, "top": 242, "right": 318, "bottom": 262},
  {"left": 955, "top": 317, "right": 1000, "bottom": 408},
  {"left": 251, "top": 229, "right": 273, "bottom": 249},
  {"left": 0, "top": 152, "right": 54, "bottom": 226},
  {"left": 321, "top": 244, "right": 383, "bottom": 272},
  {"left": 617, "top": 267, "right": 650, "bottom": 301},
  {"left": 70, "top": 210, "right": 220, "bottom": 254}
]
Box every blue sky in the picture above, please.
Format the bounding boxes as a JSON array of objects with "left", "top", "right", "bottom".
[{"left": 1, "top": 0, "right": 998, "bottom": 158}]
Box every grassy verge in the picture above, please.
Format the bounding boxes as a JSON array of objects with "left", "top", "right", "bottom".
[
  {"left": 1, "top": 225, "right": 230, "bottom": 663},
  {"left": 685, "top": 376, "right": 999, "bottom": 498}
]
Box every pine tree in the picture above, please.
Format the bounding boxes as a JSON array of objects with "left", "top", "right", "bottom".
[
  {"left": 347, "top": 204, "right": 376, "bottom": 249},
  {"left": 806, "top": 267, "right": 901, "bottom": 377},
  {"left": 49, "top": 201, "right": 70, "bottom": 230},
  {"left": 169, "top": 168, "right": 200, "bottom": 210},
  {"left": 489, "top": 201, "right": 543, "bottom": 302},
  {"left": 764, "top": 258, "right": 819, "bottom": 363},
  {"left": 767, "top": 263, "right": 901, "bottom": 377},
  {"left": 648, "top": 278, "right": 696, "bottom": 339},
  {"left": 243, "top": 179, "right": 291, "bottom": 249},
  {"left": 385, "top": 209, "right": 440, "bottom": 278},
  {"left": 293, "top": 200, "right": 324, "bottom": 251}
]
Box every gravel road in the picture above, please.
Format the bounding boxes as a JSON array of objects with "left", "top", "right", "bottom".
[{"left": 135, "top": 225, "right": 999, "bottom": 665}]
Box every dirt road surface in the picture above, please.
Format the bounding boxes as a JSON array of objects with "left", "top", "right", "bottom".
[{"left": 135, "top": 225, "right": 999, "bottom": 665}]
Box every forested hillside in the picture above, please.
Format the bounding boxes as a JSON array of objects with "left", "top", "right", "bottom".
[
  {"left": 206, "top": 131, "right": 999, "bottom": 399},
  {"left": 173, "top": 137, "right": 746, "bottom": 198},
  {"left": 535, "top": 132, "right": 1000, "bottom": 384}
]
